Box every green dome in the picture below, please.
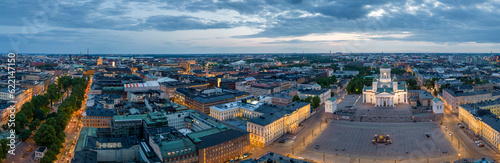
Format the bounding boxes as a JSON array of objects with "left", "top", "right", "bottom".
[{"left": 380, "top": 63, "right": 390, "bottom": 68}]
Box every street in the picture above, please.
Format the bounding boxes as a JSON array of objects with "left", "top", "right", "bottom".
[{"left": 441, "top": 108, "right": 500, "bottom": 160}]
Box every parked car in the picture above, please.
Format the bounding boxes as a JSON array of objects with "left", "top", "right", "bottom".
[
  {"left": 315, "top": 144, "right": 320, "bottom": 149},
  {"left": 478, "top": 143, "right": 485, "bottom": 147},
  {"left": 279, "top": 139, "right": 285, "bottom": 143},
  {"left": 475, "top": 140, "right": 481, "bottom": 144}
]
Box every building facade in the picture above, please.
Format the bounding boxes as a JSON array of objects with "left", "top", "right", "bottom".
[{"left": 362, "top": 63, "right": 408, "bottom": 107}]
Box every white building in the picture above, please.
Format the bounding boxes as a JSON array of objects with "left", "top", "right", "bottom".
[
  {"left": 325, "top": 97, "right": 337, "bottom": 113},
  {"left": 362, "top": 63, "right": 408, "bottom": 107},
  {"left": 432, "top": 97, "right": 444, "bottom": 114}
]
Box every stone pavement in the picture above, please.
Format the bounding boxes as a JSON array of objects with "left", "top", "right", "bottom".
[{"left": 307, "top": 121, "right": 455, "bottom": 160}]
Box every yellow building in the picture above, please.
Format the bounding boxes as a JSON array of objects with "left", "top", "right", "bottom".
[
  {"left": 210, "top": 98, "right": 311, "bottom": 147},
  {"left": 459, "top": 101, "right": 500, "bottom": 153}
]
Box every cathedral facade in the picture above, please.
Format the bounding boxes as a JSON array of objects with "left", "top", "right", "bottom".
[{"left": 362, "top": 63, "right": 408, "bottom": 107}]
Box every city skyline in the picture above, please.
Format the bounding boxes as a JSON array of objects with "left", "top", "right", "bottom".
[{"left": 2, "top": 0, "right": 500, "bottom": 54}]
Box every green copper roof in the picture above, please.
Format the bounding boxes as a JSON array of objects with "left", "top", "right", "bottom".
[
  {"left": 380, "top": 63, "right": 390, "bottom": 68},
  {"left": 433, "top": 97, "right": 442, "bottom": 103},
  {"left": 363, "top": 86, "right": 373, "bottom": 92},
  {"left": 328, "top": 97, "right": 337, "bottom": 102},
  {"left": 75, "top": 127, "right": 98, "bottom": 152},
  {"left": 376, "top": 88, "right": 394, "bottom": 94}
]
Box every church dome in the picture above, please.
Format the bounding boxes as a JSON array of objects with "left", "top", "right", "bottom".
[{"left": 380, "top": 63, "right": 390, "bottom": 68}]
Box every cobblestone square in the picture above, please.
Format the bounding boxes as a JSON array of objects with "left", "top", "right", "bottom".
[{"left": 308, "top": 121, "right": 455, "bottom": 159}]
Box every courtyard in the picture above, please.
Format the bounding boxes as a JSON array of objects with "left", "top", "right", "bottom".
[{"left": 307, "top": 121, "right": 455, "bottom": 160}]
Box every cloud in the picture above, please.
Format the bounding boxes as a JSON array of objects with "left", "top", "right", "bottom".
[
  {"left": 261, "top": 39, "right": 346, "bottom": 44},
  {"left": 138, "top": 15, "right": 234, "bottom": 31},
  {"left": 1, "top": 0, "right": 500, "bottom": 53}
]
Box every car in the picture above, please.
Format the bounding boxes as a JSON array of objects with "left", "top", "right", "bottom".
[
  {"left": 315, "top": 144, "right": 320, "bottom": 149},
  {"left": 475, "top": 140, "right": 481, "bottom": 144},
  {"left": 279, "top": 139, "right": 285, "bottom": 143},
  {"left": 292, "top": 136, "right": 297, "bottom": 140},
  {"left": 478, "top": 143, "right": 485, "bottom": 147}
]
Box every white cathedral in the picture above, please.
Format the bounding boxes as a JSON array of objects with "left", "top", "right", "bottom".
[{"left": 362, "top": 63, "right": 408, "bottom": 107}]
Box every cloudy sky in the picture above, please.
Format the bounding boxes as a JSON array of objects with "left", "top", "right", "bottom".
[{"left": 1, "top": 0, "right": 500, "bottom": 54}]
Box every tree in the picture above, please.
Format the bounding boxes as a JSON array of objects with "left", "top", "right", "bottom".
[
  {"left": 46, "top": 112, "right": 57, "bottom": 119},
  {"left": 29, "top": 119, "right": 40, "bottom": 131},
  {"left": 34, "top": 124, "right": 58, "bottom": 146},
  {"left": 0, "top": 139, "right": 9, "bottom": 161},
  {"left": 312, "top": 96, "right": 321, "bottom": 110},
  {"left": 406, "top": 79, "right": 421, "bottom": 90},
  {"left": 301, "top": 96, "right": 312, "bottom": 103},
  {"left": 45, "top": 118, "right": 63, "bottom": 133},
  {"left": 47, "top": 84, "right": 60, "bottom": 107},
  {"left": 292, "top": 95, "right": 300, "bottom": 102},
  {"left": 346, "top": 76, "right": 372, "bottom": 94},
  {"left": 330, "top": 75, "right": 337, "bottom": 84},
  {"left": 433, "top": 89, "right": 437, "bottom": 96},
  {"left": 19, "top": 129, "right": 31, "bottom": 141},
  {"left": 20, "top": 102, "right": 35, "bottom": 122},
  {"left": 33, "top": 109, "right": 45, "bottom": 121},
  {"left": 40, "top": 149, "right": 57, "bottom": 163},
  {"left": 14, "top": 112, "right": 29, "bottom": 134}
]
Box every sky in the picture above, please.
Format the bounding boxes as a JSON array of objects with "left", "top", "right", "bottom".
[{"left": 1, "top": 0, "right": 500, "bottom": 54}]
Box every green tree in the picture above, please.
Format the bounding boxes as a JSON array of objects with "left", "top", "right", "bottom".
[
  {"left": 20, "top": 102, "right": 35, "bottom": 122},
  {"left": 0, "top": 139, "right": 9, "bottom": 161},
  {"left": 301, "top": 96, "right": 313, "bottom": 103},
  {"left": 19, "top": 129, "right": 31, "bottom": 141},
  {"left": 14, "top": 112, "right": 29, "bottom": 134},
  {"left": 29, "top": 119, "right": 40, "bottom": 131},
  {"left": 406, "top": 79, "right": 421, "bottom": 90},
  {"left": 34, "top": 124, "right": 58, "bottom": 146},
  {"left": 33, "top": 109, "right": 45, "bottom": 121},
  {"left": 292, "top": 95, "right": 300, "bottom": 102},
  {"left": 312, "top": 96, "right": 321, "bottom": 110},
  {"left": 40, "top": 149, "right": 57, "bottom": 163},
  {"left": 47, "top": 84, "right": 60, "bottom": 107}
]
